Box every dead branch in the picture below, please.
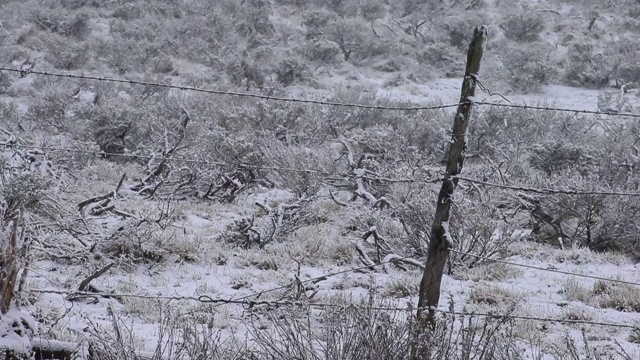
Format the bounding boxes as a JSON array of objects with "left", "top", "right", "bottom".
[
  {"left": 32, "top": 338, "right": 82, "bottom": 360},
  {"left": 362, "top": 226, "right": 391, "bottom": 263},
  {"left": 382, "top": 254, "right": 425, "bottom": 273},
  {"left": 77, "top": 263, "right": 114, "bottom": 292},
  {"left": 258, "top": 217, "right": 277, "bottom": 249},
  {"left": 0, "top": 127, "right": 17, "bottom": 146},
  {"left": 355, "top": 240, "right": 376, "bottom": 271},
  {"left": 78, "top": 173, "right": 126, "bottom": 213},
  {"left": 338, "top": 139, "right": 390, "bottom": 209},
  {"left": 254, "top": 197, "right": 315, "bottom": 249},
  {"left": 328, "top": 190, "right": 349, "bottom": 207}
]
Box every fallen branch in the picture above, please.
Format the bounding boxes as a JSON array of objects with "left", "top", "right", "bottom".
[
  {"left": 78, "top": 173, "right": 126, "bottom": 213},
  {"left": 328, "top": 190, "right": 349, "bottom": 207},
  {"left": 362, "top": 226, "right": 391, "bottom": 263},
  {"left": 77, "top": 262, "right": 114, "bottom": 292},
  {"left": 32, "top": 338, "right": 81, "bottom": 360},
  {"left": 338, "top": 139, "right": 390, "bottom": 209},
  {"left": 355, "top": 240, "right": 376, "bottom": 271},
  {"left": 0, "top": 127, "right": 17, "bottom": 146},
  {"left": 382, "top": 253, "right": 425, "bottom": 273}
]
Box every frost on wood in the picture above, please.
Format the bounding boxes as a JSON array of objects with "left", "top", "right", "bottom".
[
  {"left": 333, "top": 139, "right": 390, "bottom": 209},
  {"left": 417, "top": 25, "right": 487, "bottom": 326},
  {"left": 0, "top": 211, "right": 36, "bottom": 359}
]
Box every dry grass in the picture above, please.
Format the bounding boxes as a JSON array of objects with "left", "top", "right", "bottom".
[
  {"left": 382, "top": 272, "right": 421, "bottom": 298},
  {"left": 469, "top": 284, "right": 524, "bottom": 307},
  {"left": 456, "top": 262, "right": 524, "bottom": 282},
  {"left": 561, "top": 278, "right": 640, "bottom": 312}
]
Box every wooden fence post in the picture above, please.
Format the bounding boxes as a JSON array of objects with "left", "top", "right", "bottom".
[{"left": 416, "top": 26, "right": 487, "bottom": 325}]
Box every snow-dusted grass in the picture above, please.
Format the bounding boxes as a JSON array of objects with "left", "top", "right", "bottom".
[
  {"left": 456, "top": 262, "right": 524, "bottom": 282},
  {"left": 4, "top": 0, "right": 640, "bottom": 358}
]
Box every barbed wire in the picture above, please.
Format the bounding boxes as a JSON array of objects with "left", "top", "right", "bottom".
[
  {"left": 449, "top": 249, "right": 640, "bottom": 287},
  {"left": 4, "top": 66, "right": 640, "bottom": 118},
  {"left": 30, "top": 244, "right": 640, "bottom": 306},
  {"left": 476, "top": 101, "right": 640, "bottom": 119},
  {"left": 26, "top": 289, "right": 637, "bottom": 329},
  {"left": 0, "top": 67, "right": 461, "bottom": 111},
  {"left": 203, "top": 253, "right": 427, "bottom": 309},
  {"left": 455, "top": 176, "right": 640, "bottom": 197}
]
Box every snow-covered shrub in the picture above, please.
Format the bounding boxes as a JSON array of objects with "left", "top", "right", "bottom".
[
  {"left": 528, "top": 142, "right": 597, "bottom": 176},
  {"left": 500, "top": 13, "right": 545, "bottom": 42},
  {"left": 302, "top": 9, "right": 392, "bottom": 63},
  {"left": 0, "top": 72, "right": 13, "bottom": 95},
  {"left": 300, "top": 38, "right": 342, "bottom": 63},
  {"left": 613, "top": 38, "right": 640, "bottom": 84},
  {"left": 0, "top": 308, "right": 36, "bottom": 360},
  {"left": 96, "top": 28, "right": 155, "bottom": 74},
  {"left": 563, "top": 278, "right": 640, "bottom": 313},
  {"left": 111, "top": 4, "right": 143, "bottom": 20},
  {"left": 497, "top": 45, "right": 559, "bottom": 93},
  {"left": 353, "top": 0, "right": 387, "bottom": 21},
  {"left": 274, "top": 56, "right": 310, "bottom": 86},
  {"left": 250, "top": 298, "right": 522, "bottom": 359},
  {"left": 43, "top": 34, "right": 90, "bottom": 70},
  {"left": 564, "top": 44, "right": 613, "bottom": 88},
  {"left": 225, "top": 57, "right": 266, "bottom": 90},
  {"left": 1, "top": 173, "right": 52, "bottom": 214},
  {"left": 30, "top": 8, "right": 90, "bottom": 39}
]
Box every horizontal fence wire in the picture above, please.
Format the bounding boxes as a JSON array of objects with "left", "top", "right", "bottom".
[
  {"left": 0, "top": 67, "right": 461, "bottom": 111},
  {"left": 26, "top": 289, "right": 637, "bottom": 329},
  {"left": 25, "top": 246, "right": 640, "bottom": 330},
  {"left": 3, "top": 66, "right": 640, "bottom": 117}
]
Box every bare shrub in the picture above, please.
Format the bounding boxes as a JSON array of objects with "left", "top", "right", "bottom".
[
  {"left": 31, "top": 9, "right": 90, "bottom": 39},
  {"left": 303, "top": 10, "right": 392, "bottom": 63},
  {"left": 528, "top": 142, "right": 597, "bottom": 176},
  {"left": 87, "top": 305, "right": 249, "bottom": 360},
  {"left": 564, "top": 44, "right": 613, "bottom": 88},
  {"left": 248, "top": 299, "right": 523, "bottom": 359},
  {"left": 500, "top": 13, "right": 545, "bottom": 42},
  {"left": 550, "top": 330, "right": 635, "bottom": 360},
  {"left": 447, "top": 198, "right": 519, "bottom": 271},
  {"left": 497, "top": 46, "right": 559, "bottom": 93},
  {"left": 457, "top": 262, "right": 523, "bottom": 282},
  {"left": 98, "top": 202, "right": 191, "bottom": 264},
  {"left": 274, "top": 56, "right": 310, "bottom": 86},
  {"left": 44, "top": 34, "right": 90, "bottom": 70}
]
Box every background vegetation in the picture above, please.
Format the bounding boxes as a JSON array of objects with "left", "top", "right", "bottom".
[{"left": 1, "top": 0, "right": 640, "bottom": 359}]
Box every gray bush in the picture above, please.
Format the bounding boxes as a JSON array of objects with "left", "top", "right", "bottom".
[{"left": 500, "top": 13, "right": 545, "bottom": 42}]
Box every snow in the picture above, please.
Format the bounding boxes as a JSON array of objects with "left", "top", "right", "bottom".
[
  {"left": 3, "top": 0, "right": 640, "bottom": 358},
  {"left": 0, "top": 307, "right": 36, "bottom": 356}
]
